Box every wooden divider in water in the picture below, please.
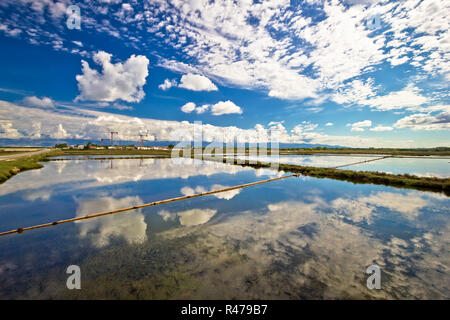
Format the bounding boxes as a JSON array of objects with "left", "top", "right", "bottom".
[{"left": 0, "top": 173, "right": 298, "bottom": 237}]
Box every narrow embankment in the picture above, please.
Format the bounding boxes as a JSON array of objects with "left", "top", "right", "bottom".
[
  {"left": 0, "top": 148, "right": 50, "bottom": 161},
  {"left": 0, "top": 149, "right": 51, "bottom": 184},
  {"left": 200, "top": 156, "right": 450, "bottom": 196},
  {"left": 332, "top": 155, "right": 391, "bottom": 169}
]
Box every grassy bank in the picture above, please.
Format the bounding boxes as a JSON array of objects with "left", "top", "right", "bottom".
[
  {"left": 49, "top": 149, "right": 172, "bottom": 156},
  {"left": 178, "top": 147, "right": 450, "bottom": 157},
  {"left": 0, "top": 149, "right": 173, "bottom": 184},
  {"left": 0, "top": 150, "right": 27, "bottom": 155},
  {"left": 279, "top": 148, "right": 450, "bottom": 156},
  {"left": 0, "top": 153, "right": 50, "bottom": 184},
  {"left": 2, "top": 149, "right": 448, "bottom": 196},
  {"left": 205, "top": 157, "right": 450, "bottom": 196}
]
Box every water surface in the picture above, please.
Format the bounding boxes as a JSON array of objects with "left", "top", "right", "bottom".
[
  {"left": 231, "top": 154, "right": 380, "bottom": 168},
  {"left": 232, "top": 154, "right": 450, "bottom": 178},
  {"left": 342, "top": 157, "right": 450, "bottom": 178},
  {"left": 0, "top": 158, "right": 448, "bottom": 299}
]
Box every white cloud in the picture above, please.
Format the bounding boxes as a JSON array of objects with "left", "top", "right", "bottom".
[
  {"left": 180, "top": 185, "right": 241, "bottom": 200},
  {"left": 353, "top": 120, "right": 372, "bottom": 127},
  {"left": 22, "top": 96, "right": 54, "bottom": 108},
  {"left": 363, "top": 85, "right": 428, "bottom": 111},
  {"left": 181, "top": 101, "right": 241, "bottom": 116},
  {"left": 325, "top": 122, "right": 334, "bottom": 126},
  {"left": 210, "top": 184, "right": 241, "bottom": 200},
  {"left": 332, "top": 78, "right": 376, "bottom": 105},
  {"left": 349, "top": 120, "right": 372, "bottom": 132},
  {"left": 111, "top": 102, "right": 133, "bottom": 110},
  {"left": 306, "top": 107, "right": 324, "bottom": 113},
  {"left": 178, "top": 74, "right": 218, "bottom": 92},
  {"left": 359, "top": 192, "right": 429, "bottom": 219},
  {"left": 181, "top": 102, "right": 196, "bottom": 113},
  {"left": 0, "top": 24, "right": 21, "bottom": 37},
  {"left": 76, "top": 196, "right": 147, "bottom": 248},
  {"left": 394, "top": 112, "right": 450, "bottom": 131},
  {"left": 292, "top": 121, "right": 318, "bottom": 135},
  {"left": 1, "top": 100, "right": 447, "bottom": 148},
  {"left": 158, "top": 208, "right": 217, "bottom": 227},
  {"left": 370, "top": 126, "right": 393, "bottom": 132},
  {"left": 388, "top": 55, "right": 409, "bottom": 67},
  {"left": 0, "top": 120, "right": 23, "bottom": 139},
  {"left": 2, "top": 0, "right": 450, "bottom": 106},
  {"left": 194, "top": 104, "right": 210, "bottom": 114},
  {"left": 75, "top": 51, "right": 149, "bottom": 103},
  {"left": 210, "top": 100, "right": 242, "bottom": 116},
  {"left": 158, "top": 78, "right": 178, "bottom": 91},
  {"left": 51, "top": 124, "right": 70, "bottom": 139}
]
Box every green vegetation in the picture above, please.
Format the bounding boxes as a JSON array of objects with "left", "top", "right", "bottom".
[
  {"left": 0, "top": 153, "right": 50, "bottom": 184},
  {"left": 2, "top": 146, "right": 448, "bottom": 196},
  {"left": 0, "top": 150, "right": 26, "bottom": 155},
  {"left": 175, "top": 146, "right": 450, "bottom": 157},
  {"left": 279, "top": 147, "right": 450, "bottom": 156},
  {"left": 0, "top": 148, "right": 173, "bottom": 184},
  {"left": 49, "top": 148, "right": 172, "bottom": 156},
  {"left": 205, "top": 157, "right": 450, "bottom": 196}
]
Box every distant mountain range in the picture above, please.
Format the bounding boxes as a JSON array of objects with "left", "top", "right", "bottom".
[{"left": 0, "top": 138, "right": 348, "bottom": 149}]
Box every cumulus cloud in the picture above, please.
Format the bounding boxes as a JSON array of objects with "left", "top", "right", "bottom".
[
  {"left": 76, "top": 196, "right": 147, "bottom": 248},
  {"left": 325, "top": 122, "right": 334, "bottom": 126},
  {"left": 180, "top": 185, "right": 241, "bottom": 200},
  {"left": 211, "top": 100, "right": 243, "bottom": 116},
  {"left": 394, "top": 112, "right": 450, "bottom": 131},
  {"left": 181, "top": 101, "right": 242, "bottom": 116},
  {"left": 75, "top": 51, "right": 149, "bottom": 103},
  {"left": 158, "top": 78, "right": 178, "bottom": 91},
  {"left": 2, "top": 0, "right": 450, "bottom": 107},
  {"left": 0, "top": 120, "right": 23, "bottom": 139},
  {"left": 349, "top": 120, "right": 372, "bottom": 132},
  {"left": 1, "top": 100, "right": 446, "bottom": 148},
  {"left": 22, "top": 96, "right": 54, "bottom": 108},
  {"left": 181, "top": 102, "right": 210, "bottom": 114},
  {"left": 178, "top": 74, "right": 218, "bottom": 91},
  {"left": 194, "top": 104, "right": 210, "bottom": 114},
  {"left": 51, "top": 124, "right": 70, "bottom": 139},
  {"left": 158, "top": 208, "right": 217, "bottom": 227},
  {"left": 181, "top": 102, "right": 196, "bottom": 113}
]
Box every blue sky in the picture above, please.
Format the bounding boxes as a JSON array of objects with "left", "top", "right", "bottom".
[{"left": 0, "top": 0, "right": 449, "bottom": 147}]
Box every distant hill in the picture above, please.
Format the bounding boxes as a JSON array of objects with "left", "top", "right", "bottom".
[
  {"left": 0, "top": 138, "right": 347, "bottom": 149},
  {"left": 2, "top": 138, "right": 448, "bottom": 150}
]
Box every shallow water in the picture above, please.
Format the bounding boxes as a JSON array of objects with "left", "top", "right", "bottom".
[
  {"left": 0, "top": 157, "right": 449, "bottom": 299},
  {"left": 233, "top": 154, "right": 450, "bottom": 178},
  {"left": 342, "top": 157, "right": 450, "bottom": 178},
  {"left": 49, "top": 155, "right": 164, "bottom": 160},
  {"left": 232, "top": 154, "right": 381, "bottom": 167}
]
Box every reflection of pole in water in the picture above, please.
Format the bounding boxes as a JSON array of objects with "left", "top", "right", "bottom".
[
  {"left": 110, "top": 159, "right": 113, "bottom": 169},
  {"left": 139, "top": 158, "right": 143, "bottom": 167}
]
